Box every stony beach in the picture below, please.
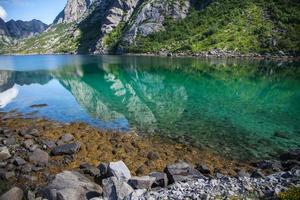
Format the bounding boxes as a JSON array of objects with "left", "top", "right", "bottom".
[{"left": 0, "top": 111, "right": 299, "bottom": 200}]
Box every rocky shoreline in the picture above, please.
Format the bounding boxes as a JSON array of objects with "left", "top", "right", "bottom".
[
  {"left": 126, "top": 49, "right": 300, "bottom": 61},
  {"left": 3, "top": 49, "right": 300, "bottom": 61},
  {"left": 0, "top": 111, "right": 299, "bottom": 199}
]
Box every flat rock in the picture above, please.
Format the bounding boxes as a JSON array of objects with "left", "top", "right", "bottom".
[
  {"left": 128, "top": 176, "right": 155, "bottom": 189},
  {"left": 108, "top": 161, "right": 131, "bottom": 181},
  {"left": 51, "top": 142, "right": 81, "bottom": 156},
  {"left": 164, "top": 162, "right": 204, "bottom": 184},
  {"left": 103, "top": 176, "right": 134, "bottom": 200},
  {"left": 29, "top": 149, "right": 49, "bottom": 166},
  {"left": 149, "top": 172, "right": 168, "bottom": 188},
  {"left": 0, "top": 187, "right": 23, "bottom": 200},
  {"left": 0, "top": 147, "right": 11, "bottom": 161},
  {"left": 41, "top": 171, "right": 102, "bottom": 200}
]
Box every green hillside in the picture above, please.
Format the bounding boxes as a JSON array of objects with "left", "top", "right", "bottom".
[
  {"left": 126, "top": 0, "right": 300, "bottom": 54},
  {"left": 1, "top": 0, "right": 299, "bottom": 55}
]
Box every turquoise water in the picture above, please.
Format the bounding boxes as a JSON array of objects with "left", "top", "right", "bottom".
[{"left": 0, "top": 55, "right": 299, "bottom": 160}]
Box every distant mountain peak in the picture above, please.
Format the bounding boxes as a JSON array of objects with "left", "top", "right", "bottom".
[{"left": 0, "top": 18, "right": 48, "bottom": 39}]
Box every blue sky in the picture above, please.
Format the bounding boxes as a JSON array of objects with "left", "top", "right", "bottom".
[{"left": 0, "top": 0, "right": 67, "bottom": 24}]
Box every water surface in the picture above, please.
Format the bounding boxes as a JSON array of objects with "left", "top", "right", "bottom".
[{"left": 0, "top": 55, "right": 299, "bottom": 161}]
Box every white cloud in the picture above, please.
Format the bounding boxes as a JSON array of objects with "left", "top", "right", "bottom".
[{"left": 0, "top": 5, "right": 7, "bottom": 19}]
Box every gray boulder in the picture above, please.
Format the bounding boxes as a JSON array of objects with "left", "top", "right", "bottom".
[
  {"left": 0, "top": 187, "right": 23, "bottom": 200},
  {"left": 43, "top": 140, "right": 56, "bottom": 149},
  {"left": 149, "top": 172, "right": 168, "bottom": 187},
  {"left": 108, "top": 161, "right": 131, "bottom": 181},
  {"left": 51, "top": 142, "right": 81, "bottom": 156},
  {"left": 102, "top": 176, "right": 134, "bottom": 200},
  {"left": 0, "top": 147, "right": 11, "bottom": 161},
  {"left": 0, "top": 170, "right": 15, "bottom": 180},
  {"left": 80, "top": 163, "right": 100, "bottom": 177},
  {"left": 124, "top": 189, "right": 146, "bottom": 200},
  {"left": 164, "top": 162, "right": 204, "bottom": 184},
  {"left": 23, "top": 139, "right": 34, "bottom": 150},
  {"left": 42, "top": 171, "right": 102, "bottom": 200},
  {"left": 128, "top": 176, "right": 155, "bottom": 189},
  {"left": 3, "top": 137, "right": 16, "bottom": 145},
  {"left": 61, "top": 134, "right": 74, "bottom": 143},
  {"left": 29, "top": 149, "right": 49, "bottom": 166},
  {"left": 13, "top": 156, "right": 26, "bottom": 166},
  {"left": 98, "top": 162, "right": 108, "bottom": 178}
]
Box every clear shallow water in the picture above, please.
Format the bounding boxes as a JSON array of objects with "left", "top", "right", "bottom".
[{"left": 0, "top": 55, "right": 300, "bottom": 161}]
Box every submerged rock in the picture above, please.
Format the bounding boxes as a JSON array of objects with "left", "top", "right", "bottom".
[
  {"left": 280, "top": 149, "right": 300, "bottom": 161},
  {"left": 42, "top": 171, "right": 102, "bottom": 200},
  {"left": 164, "top": 162, "right": 204, "bottom": 184},
  {"left": 0, "top": 187, "right": 23, "bottom": 200},
  {"left": 51, "top": 142, "right": 81, "bottom": 155}
]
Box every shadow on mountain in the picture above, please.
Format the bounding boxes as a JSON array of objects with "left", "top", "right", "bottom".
[{"left": 76, "top": 1, "right": 113, "bottom": 54}]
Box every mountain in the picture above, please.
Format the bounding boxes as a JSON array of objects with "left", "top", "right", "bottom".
[
  {"left": 5, "top": 19, "right": 48, "bottom": 38},
  {"left": 1, "top": 0, "right": 299, "bottom": 55},
  {"left": 0, "top": 17, "right": 48, "bottom": 39},
  {"left": 0, "top": 18, "right": 9, "bottom": 36},
  {"left": 54, "top": 0, "right": 91, "bottom": 24}
]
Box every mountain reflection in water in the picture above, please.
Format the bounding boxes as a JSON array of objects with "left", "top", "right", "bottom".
[{"left": 0, "top": 55, "right": 299, "bottom": 161}]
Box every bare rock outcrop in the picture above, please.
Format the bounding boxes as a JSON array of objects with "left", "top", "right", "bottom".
[{"left": 54, "top": 0, "right": 91, "bottom": 24}]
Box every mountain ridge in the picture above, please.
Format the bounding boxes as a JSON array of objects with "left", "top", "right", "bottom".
[
  {"left": 1, "top": 0, "right": 299, "bottom": 56},
  {"left": 0, "top": 18, "right": 48, "bottom": 38}
]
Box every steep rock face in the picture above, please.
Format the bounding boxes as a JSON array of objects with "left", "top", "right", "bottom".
[
  {"left": 121, "top": 0, "right": 191, "bottom": 46},
  {"left": 54, "top": 0, "right": 91, "bottom": 24},
  {"left": 0, "top": 18, "right": 9, "bottom": 36},
  {"left": 95, "top": 0, "right": 140, "bottom": 53},
  {"left": 6, "top": 19, "right": 48, "bottom": 38}
]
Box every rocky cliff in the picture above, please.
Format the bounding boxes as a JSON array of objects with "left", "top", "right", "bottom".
[
  {"left": 54, "top": 0, "right": 91, "bottom": 24},
  {"left": 1, "top": 0, "right": 299, "bottom": 55}
]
